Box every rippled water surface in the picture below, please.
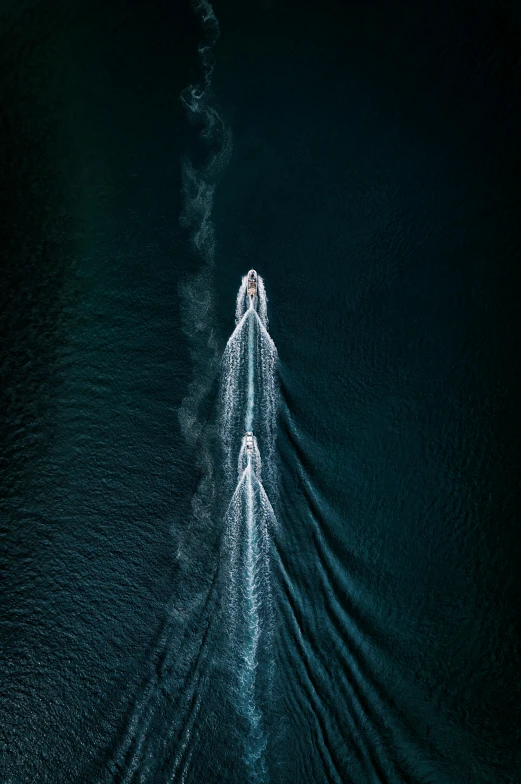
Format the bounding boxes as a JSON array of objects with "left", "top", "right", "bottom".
[{"left": 1, "top": 1, "right": 520, "bottom": 782}]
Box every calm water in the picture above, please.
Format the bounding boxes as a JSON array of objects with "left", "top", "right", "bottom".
[{"left": 1, "top": 1, "right": 520, "bottom": 782}]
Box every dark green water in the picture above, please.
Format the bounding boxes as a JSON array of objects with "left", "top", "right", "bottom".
[{"left": 1, "top": 1, "right": 520, "bottom": 782}]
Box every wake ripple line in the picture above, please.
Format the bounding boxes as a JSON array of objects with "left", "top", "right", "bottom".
[{"left": 219, "top": 272, "right": 279, "bottom": 782}]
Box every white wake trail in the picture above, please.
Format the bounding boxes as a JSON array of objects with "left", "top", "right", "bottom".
[
  {"left": 221, "top": 459, "right": 272, "bottom": 783},
  {"left": 221, "top": 278, "right": 278, "bottom": 496},
  {"left": 177, "top": 0, "right": 232, "bottom": 560},
  {"left": 220, "top": 273, "right": 279, "bottom": 782}
]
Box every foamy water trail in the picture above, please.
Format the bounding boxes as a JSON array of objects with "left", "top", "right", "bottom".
[
  {"left": 242, "top": 463, "right": 268, "bottom": 782},
  {"left": 221, "top": 277, "right": 278, "bottom": 496},
  {"left": 246, "top": 301, "right": 255, "bottom": 431},
  {"left": 220, "top": 274, "right": 279, "bottom": 782},
  {"left": 222, "top": 457, "right": 272, "bottom": 782},
  {"left": 178, "top": 0, "right": 232, "bottom": 553},
  {"left": 105, "top": 5, "right": 238, "bottom": 781}
]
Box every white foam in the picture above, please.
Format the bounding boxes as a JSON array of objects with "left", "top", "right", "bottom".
[
  {"left": 219, "top": 273, "right": 280, "bottom": 781},
  {"left": 221, "top": 304, "right": 278, "bottom": 495},
  {"left": 177, "top": 0, "right": 231, "bottom": 557},
  {"left": 221, "top": 463, "right": 273, "bottom": 782}
]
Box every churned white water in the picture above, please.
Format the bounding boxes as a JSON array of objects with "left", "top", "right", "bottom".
[
  {"left": 221, "top": 275, "right": 278, "bottom": 496},
  {"left": 220, "top": 274, "right": 279, "bottom": 782}
]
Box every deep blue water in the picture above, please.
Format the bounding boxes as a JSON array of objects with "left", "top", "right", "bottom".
[{"left": 1, "top": 1, "right": 520, "bottom": 782}]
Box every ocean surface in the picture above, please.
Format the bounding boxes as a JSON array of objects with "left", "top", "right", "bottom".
[{"left": 1, "top": 1, "right": 520, "bottom": 782}]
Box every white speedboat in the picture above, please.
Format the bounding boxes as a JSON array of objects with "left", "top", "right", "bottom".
[
  {"left": 245, "top": 431, "right": 254, "bottom": 452},
  {"left": 247, "top": 269, "right": 257, "bottom": 298}
]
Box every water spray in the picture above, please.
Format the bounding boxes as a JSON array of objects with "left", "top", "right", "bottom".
[{"left": 220, "top": 270, "right": 279, "bottom": 782}]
